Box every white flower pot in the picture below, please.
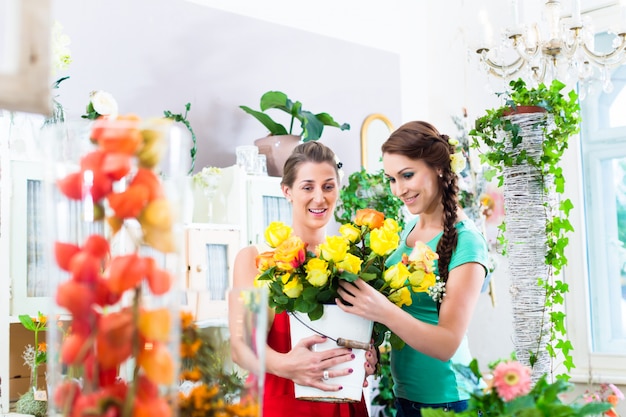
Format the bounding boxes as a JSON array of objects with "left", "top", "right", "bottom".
[{"left": 289, "top": 305, "right": 373, "bottom": 402}]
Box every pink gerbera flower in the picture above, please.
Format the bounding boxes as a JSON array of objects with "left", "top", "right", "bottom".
[{"left": 492, "top": 361, "right": 532, "bottom": 401}]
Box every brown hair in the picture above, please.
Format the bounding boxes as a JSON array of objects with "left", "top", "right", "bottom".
[
  {"left": 281, "top": 141, "right": 340, "bottom": 188},
  {"left": 382, "top": 121, "right": 459, "bottom": 306}
]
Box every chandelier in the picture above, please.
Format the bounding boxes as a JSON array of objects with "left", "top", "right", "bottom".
[{"left": 475, "top": 0, "right": 626, "bottom": 96}]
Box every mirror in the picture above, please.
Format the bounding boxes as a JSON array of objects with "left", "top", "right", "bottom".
[{"left": 360, "top": 113, "right": 393, "bottom": 172}]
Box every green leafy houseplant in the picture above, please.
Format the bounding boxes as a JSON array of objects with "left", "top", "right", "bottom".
[
  {"left": 470, "top": 78, "right": 581, "bottom": 379},
  {"left": 240, "top": 91, "right": 350, "bottom": 142},
  {"left": 335, "top": 167, "right": 405, "bottom": 229}
]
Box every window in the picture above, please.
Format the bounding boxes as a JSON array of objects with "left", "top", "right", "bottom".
[{"left": 571, "top": 50, "right": 626, "bottom": 381}]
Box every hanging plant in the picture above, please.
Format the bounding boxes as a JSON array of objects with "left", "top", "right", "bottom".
[{"left": 470, "top": 78, "right": 581, "bottom": 380}]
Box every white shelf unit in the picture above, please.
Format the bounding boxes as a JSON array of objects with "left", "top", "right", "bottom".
[{"left": 191, "top": 165, "right": 292, "bottom": 247}]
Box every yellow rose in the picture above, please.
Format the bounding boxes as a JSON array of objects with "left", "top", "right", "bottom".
[
  {"left": 265, "top": 221, "right": 292, "bottom": 248},
  {"left": 336, "top": 253, "right": 363, "bottom": 275},
  {"left": 388, "top": 286, "right": 412, "bottom": 307},
  {"left": 410, "top": 270, "right": 436, "bottom": 293},
  {"left": 409, "top": 241, "right": 439, "bottom": 273},
  {"left": 282, "top": 273, "right": 303, "bottom": 298},
  {"left": 370, "top": 227, "right": 400, "bottom": 256},
  {"left": 384, "top": 263, "right": 410, "bottom": 289},
  {"left": 274, "top": 236, "right": 307, "bottom": 271},
  {"left": 354, "top": 208, "right": 385, "bottom": 229},
  {"left": 256, "top": 251, "right": 276, "bottom": 272},
  {"left": 381, "top": 218, "right": 401, "bottom": 235},
  {"left": 318, "top": 235, "right": 349, "bottom": 263},
  {"left": 339, "top": 223, "right": 361, "bottom": 243},
  {"left": 305, "top": 258, "right": 330, "bottom": 287},
  {"left": 254, "top": 274, "right": 271, "bottom": 289}
]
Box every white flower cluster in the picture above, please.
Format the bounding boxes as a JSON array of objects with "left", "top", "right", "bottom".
[
  {"left": 51, "top": 21, "right": 72, "bottom": 74},
  {"left": 428, "top": 276, "right": 446, "bottom": 303},
  {"left": 22, "top": 344, "right": 36, "bottom": 371},
  {"left": 192, "top": 166, "right": 222, "bottom": 190}
]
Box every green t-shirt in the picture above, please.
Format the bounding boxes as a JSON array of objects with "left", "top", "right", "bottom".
[{"left": 387, "top": 216, "right": 489, "bottom": 404}]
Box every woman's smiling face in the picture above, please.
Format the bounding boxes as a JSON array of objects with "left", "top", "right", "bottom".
[
  {"left": 283, "top": 161, "right": 339, "bottom": 229},
  {"left": 383, "top": 153, "right": 442, "bottom": 215}
]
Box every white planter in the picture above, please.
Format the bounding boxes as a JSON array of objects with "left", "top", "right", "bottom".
[{"left": 289, "top": 305, "right": 373, "bottom": 403}]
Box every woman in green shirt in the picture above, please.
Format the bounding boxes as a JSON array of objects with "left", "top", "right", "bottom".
[{"left": 337, "top": 121, "right": 489, "bottom": 417}]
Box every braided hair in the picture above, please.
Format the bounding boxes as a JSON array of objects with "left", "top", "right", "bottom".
[{"left": 381, "top": 121, "right": 459, "bottom": 309}]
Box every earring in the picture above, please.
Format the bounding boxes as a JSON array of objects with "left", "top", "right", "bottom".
[{"left": 439, "top": 174, "right": 443, "bottom": 178}]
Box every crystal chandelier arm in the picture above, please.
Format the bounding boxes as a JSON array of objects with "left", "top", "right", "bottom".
[
  {"left": 477, "top": 48, "right": 527, "bottom": 78},
  {"left": 511, "top": 33, "right": 541, "bottom": 62},
  {"left": 580, "top": 33, "right": 626, "bottom": 66}
]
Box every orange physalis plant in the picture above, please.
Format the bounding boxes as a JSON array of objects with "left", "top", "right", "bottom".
[{"left": 47, "top": 114, "right": 185, "bottom": 417}]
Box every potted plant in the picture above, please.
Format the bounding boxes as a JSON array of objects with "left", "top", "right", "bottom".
[
  {"left": 240, "top": 91, "right": 350, "bottom": 176},
  {"left": 470, "top": 78, "right": 581, "bottom": 381}
]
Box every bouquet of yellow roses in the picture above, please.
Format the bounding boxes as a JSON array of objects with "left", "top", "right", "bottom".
[{"left": 255, "top": 208, "right": 439, "bottom": 347}]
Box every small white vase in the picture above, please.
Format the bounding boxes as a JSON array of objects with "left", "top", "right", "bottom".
[{"left": 289, "top": 305, "right": 373, "bottom": 402}]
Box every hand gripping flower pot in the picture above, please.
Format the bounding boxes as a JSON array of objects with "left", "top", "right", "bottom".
[
  {"left": 41, "top": 117, "right": 191, "bottom": 417},
  {"left": 289, "top": 305, "right": 373, "bottom": 402}
]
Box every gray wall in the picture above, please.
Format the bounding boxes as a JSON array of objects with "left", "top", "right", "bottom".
[{"left": 51, "top": 0, "right": 402, "bottom": 177}]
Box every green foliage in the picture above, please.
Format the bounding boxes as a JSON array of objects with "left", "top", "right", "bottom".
[
  {"left": 240, "top": 91, "right": 350, "bottom": 142},
  {"left": 371, "top": 335, "right": 397, "bottom": 417},
  {"left": 164, "top": 102, "right": 197, "bottom": 175},
  {"left": 470, "top": 78, "right": 581, "bottom": 379},
  {"left": 18, "top": 312, "right": 47, "bottom": 369},
  {"left": 335, "top": 168, "right": 405, "bottom": 229},
  {"left": 15, "top": 390, "right": 48, "bottom": 417},
  {"left": 421, "top": 359, "right": 611, "bottom": 417}
]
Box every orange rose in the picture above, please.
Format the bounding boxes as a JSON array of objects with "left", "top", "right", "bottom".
[
  {"left": 354, "top": 208, "right": 385, "bottom": 229},
  {"left": 256, "top": 251, "right": 276, "bottom": 272},
  {"left": 274, "top": 236, "right": 307, "bottom": 271}
]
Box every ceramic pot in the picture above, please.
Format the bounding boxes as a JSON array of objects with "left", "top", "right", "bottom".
[{"left": 253, "top": 134, "right": 301, "bottom": 177}]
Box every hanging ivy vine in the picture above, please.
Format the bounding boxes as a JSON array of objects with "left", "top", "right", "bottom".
[{"left": 470, "top": 78, "right": 581, "bottom": 379}]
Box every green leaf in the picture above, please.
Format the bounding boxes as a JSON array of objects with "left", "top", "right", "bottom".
[
  {"left": 18, "top": 314, "right": 36, "bottom": 331},
  {"left": 300, "top": 110, "right": 324, "bottom": 142},
  {"left": 239, "top": 105, "right": 289, "bottom": 136}
]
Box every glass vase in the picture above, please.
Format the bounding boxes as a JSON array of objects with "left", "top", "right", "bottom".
[
  {"left": 179, "top": 287, "right": 266, "bottom": 417},
  {"left": 41, "top": 117, "right": 190, "bottom": 417}
]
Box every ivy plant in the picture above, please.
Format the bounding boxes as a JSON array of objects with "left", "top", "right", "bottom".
[
  {"left": 470, "top": 78, "right": 581, "bottom": 379},
  {"left": 164, "top": 102, "right": 197, "bottom": 175}
]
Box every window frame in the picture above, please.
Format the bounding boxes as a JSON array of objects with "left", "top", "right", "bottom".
[{"left": 565, "top": 52, "right": 626, "bottom": 385}]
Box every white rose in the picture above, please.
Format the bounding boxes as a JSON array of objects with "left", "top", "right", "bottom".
[{"left": 90, "top": 91, "right": 118, "bottom": 117}]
